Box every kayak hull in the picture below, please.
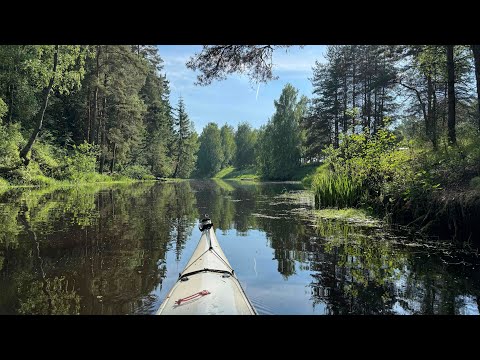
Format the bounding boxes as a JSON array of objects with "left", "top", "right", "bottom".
[{"left": 156, "top": 226, "right": 256, "bottom": 315}]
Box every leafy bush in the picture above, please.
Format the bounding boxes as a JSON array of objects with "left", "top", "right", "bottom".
[
  {"left": 31, "top": 137, "right": 64, "bottom": 177},
  {"left": 0, "top": 122, "right": 24, "bottom": 169},
  {"left": 312, "top": 126, "right": 417, "bottom": 208},
  {"left": 61, "top": 142, "right": 99, "bottom": 182},
  {"left": 8, "top": 162, "right": 58, "bottom": 186},
  {"left": 0, "top": 177, "right": 9, "bottom": 187},
  {"left": 120, "top": 165, "right": 155, "bottom": 180}
]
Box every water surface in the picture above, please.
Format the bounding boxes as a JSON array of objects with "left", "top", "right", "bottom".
[{"left": 1, "top": 180, "right": 479, "bottom": 314}]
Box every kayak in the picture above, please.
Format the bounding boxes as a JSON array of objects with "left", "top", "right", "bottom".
[{"left": 156, "top": 216, "right": 257, "bottom": 315}]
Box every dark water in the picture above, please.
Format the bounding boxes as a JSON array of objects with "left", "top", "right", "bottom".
[{"left": 1, "top": 180, "right": 480, "bottom": 315}]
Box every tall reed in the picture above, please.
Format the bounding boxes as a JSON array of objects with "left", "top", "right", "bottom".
[{"left": 312, "top": 171, "right": 363, "bottom": 208}]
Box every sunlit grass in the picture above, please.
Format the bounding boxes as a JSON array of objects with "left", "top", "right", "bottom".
[
  {"left": 213, "top": 166, "right": 236, "bottom": 178},
  {"left": 213, "top": 166, "right": 260, "bottom": 181},
  {"left": 312, "top": 171, "right": 363, "bottom": 208},
  {"left": 315, "top": 208, "right": 373, "bottom": 221},
  {"left": 0, "top": 173, "right": 163, "bottom": 189}
]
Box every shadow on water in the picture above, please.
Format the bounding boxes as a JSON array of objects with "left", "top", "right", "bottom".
[{"left": 1, "top": 180, "right": 480, "bottom": 314}]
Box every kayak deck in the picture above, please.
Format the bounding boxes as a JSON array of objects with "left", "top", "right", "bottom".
[{"left": 156, "top": 224, "right": 256, "bottom": 315}]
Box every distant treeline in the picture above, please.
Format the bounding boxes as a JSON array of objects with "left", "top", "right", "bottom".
[{"left": 2, "top": 45, "right": 480, "bottom": 185}]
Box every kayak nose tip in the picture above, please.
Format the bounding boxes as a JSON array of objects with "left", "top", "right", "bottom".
[{"left": 199, "top": 214, "right": 213, "bottom": 231}]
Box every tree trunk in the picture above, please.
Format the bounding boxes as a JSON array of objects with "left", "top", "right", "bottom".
[
  {"left": 352, "top": 46, "right": 356, "bottom": 133},
  {"left": 99, "top": 142, "right": 106, "bottom": 174},
  {"left": 398, "top": 82, "right": 427, "bottom": 125},
  {"left": 334, "top": 88, "right": 339, "bottom": 148},
  {"left": 373, "top": 86, "right": 378, "bottom": 134},
  {"left": 427, "top": 75, "right": 436, "bottom": 149},
  {"left": 19, "top": 45, "right": 59, "bottom": 164},
  {"left": 91, "top": 45, "right": 101, "bottom": 144},
  {"left": 471, "top": 45, "right": 480, "bottom": 131},
  {"left": 447, "top": 45, "right": 456, "bottom": 145},
  {"left": 380, "top": 86, "right": 385, "bottom": 128},
  {"left": 173, "top": 161, "right": 180, "bottom": 178},
  {"left": 443, "top": 86, "right": 447, "bottom": 128},
  {"left": 363, "top": 71, "right": 368, "bottom": 129},
  {"left": 87, "top": 86, "right": 91, "bottom": 142},
  {"left": 432, "top": 82, "right": 438, "bottom": 150},
  {"left": 99, "top": 69, "right": 108, "bottom": 174},
  {"left": 373, "top": 57, "right": 378, "bottom": 133},
  {"left": 110, "top": 143, "right": 116, "bottom": 173},
  {"left": 8, "top": 83, "right": 14, "bottom": 124},
  {"left": 367, "top": 76, "right": 372, "bottom": 132},
  {"left": 342, "top": 61, "right": 348, "bottom": 134},
  {"left": 379, "top": 53, "right": 386, "bottom": 128}
]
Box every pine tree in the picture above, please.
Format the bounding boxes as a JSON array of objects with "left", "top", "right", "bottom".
[
  {"left": 173, "top": 97, "right": 198, "bottom": 178},
  {"left": 139, "top": 61, "right": 174, "bottom": 177}
]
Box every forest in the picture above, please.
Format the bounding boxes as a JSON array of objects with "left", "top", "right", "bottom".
[
  {"left": 0, "top": 45, "right": 198, "bottom": 185},
  {"left": 2, "top": 45, "right": 480, "bottom": 238}
]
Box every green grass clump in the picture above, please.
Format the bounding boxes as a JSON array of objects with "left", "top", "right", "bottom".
[{"left": 312, "top": 171, "right": 363, "bottom": 208}]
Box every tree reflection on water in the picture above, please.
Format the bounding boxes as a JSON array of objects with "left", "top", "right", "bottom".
[{"left": 1, "top": 180, "right": 479, "bottom": 314}]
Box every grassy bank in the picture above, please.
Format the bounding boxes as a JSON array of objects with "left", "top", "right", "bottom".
[
  {"left": 213, "top": 166, "right": 260, "bottom": 181},
  {"left": 0, "top": 173, "right": 185, "bottom": 189},
  {"left": 213, "top": 163, "right": 322, "bottom": 182}
]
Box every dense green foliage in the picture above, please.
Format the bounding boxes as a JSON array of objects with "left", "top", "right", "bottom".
[
  {"left": 0, "top": 45, "right": 198, "bottom": 186},
  {"left": 172, "top": 98, "right": 198, "bottom": 178},
  {"left": 196, "top": 123, "right": 224, "bottom": 177},
  {"left": 220, "top": 124, "right": 236, "bottom": 168},
  {"left": 298, "top": 44, "right": 480, "bottom": 238},
  {"left": 234, "top": 122, "right": 258, "bottom": 169},
  {"left": 257, "top": 84, "right": 307, "bottom": 180}
]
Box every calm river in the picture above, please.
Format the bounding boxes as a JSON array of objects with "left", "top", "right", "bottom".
[{"left": 1, "top": 180, "right": 479, "bottom": 314}]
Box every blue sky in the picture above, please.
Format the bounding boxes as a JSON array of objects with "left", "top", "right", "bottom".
[{"left": 157, "top": 45, "right": 326, "bottom": 133}]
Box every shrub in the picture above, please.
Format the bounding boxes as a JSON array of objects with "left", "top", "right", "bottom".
[
  {"left": 311, "top": 126, "right": 415, "bottom": 209},
  {"left": 61, "top": 142, "right": 99, "bottom": 182},
  {"left": 31, "top": 139, "right": 64, "bottom": 177},
  {"left": 8, "top": 162, "right": 56, "bottom": 186},
  {"left": 0, "top": 177, "right": 9, "bottom": 187},
  {"left": 120, "top": 165, "right": 155, "bottom": 180},
  {"left": 0, "top": 122, "right": 24, "bottom": 169}
]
